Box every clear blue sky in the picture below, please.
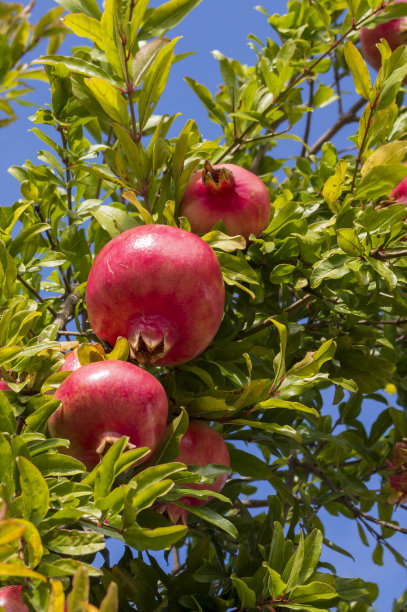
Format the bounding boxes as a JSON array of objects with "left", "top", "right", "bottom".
[{"left": 2, "top": 1, "right": 406, "bottom": 608}]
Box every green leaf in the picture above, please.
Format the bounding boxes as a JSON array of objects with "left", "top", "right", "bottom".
[
  {"left": 101, "top": 0, "right": 125, "bottom": 79},
  {"left": 0, "top": 390, "right": 16, "bottom": 434},
  {"left": 139, "top": 0, "right": 203, "bottom": 38},
  {"left": 202, "top": 230, "right": 246, "bottom": 252},
  {"left": 153, "top": 408, "right": 189, "bottom": 464},
  {"left": 0, "top": 563, "right": 46, "bottom": 582},
  {"left": 256, "top": 398, "right": 318, "bottom": 418},
  {"left": 263, "top": 564, "right": 286, "bottom": 599},
  {"left": 85, "top": 77, "right": 129, "bottom": 125},
  {"left": 282, "top": 531, "right": 304, "bottom": 591},
  {"left": 271, "top": 318, "right": 287, "bottom": 387},
  {"left": 138, "top": 37, "right": 179, "bottom": 132},
  {"left": 63, "top": 12, "right": 103, "bottom": 48},
  {"left": 185, "top": 77, "right": 228, "bottom": 127},
  {"left": 132, "top": 37, "right": 171, "bottom": 87},
  {"left": 361, "top": 141, "right": 407, "bottom": 176},
  {"left": 344, "top": 40, "right": 371, "bottom": 99},
  {"left": 100, "top": 582, "right": 119, "bottom": 612},
  {"left": 33, "top": 55, "right": 120, "bottom": 87},
  {"left": 366, "top": 256, "right": 397, "bottom": 291},
  {"left": 298, "top": 530, "right": 323, "bottom": 584},
  {"left": 179, "top": 503, "right": 238, "bottom": 538},
  {"left": 356, "top": 164, "right": 407, "bottom": 200},
  {"left": 337, "top": 228, "right": 364, "bottom": 256},
  {"left": 32, "top": 454, "right": 85, "bottom": 476},
  {"left": 44, "top": 530, "right": 105, "bottom": 556},
  {"left": 67, "top": 566, "right": 89, "bottom": 612},
  {"left": 290, "top": 581, "right": 337, "bottom": 603},
  {"left": 123, "top": 523, "right": 187, "bottom": 551},
  {"left": 90, "top": 205, "right": 139, "bottom": 238},
  {"left": 322, "top": 160, "right": 348, "bottom": 213},
  {"left": 17, "top": 456, "right": 49, "bottom": 525},
  {"left": 231, "top": 575, "right": 256, "bottom": 608}
]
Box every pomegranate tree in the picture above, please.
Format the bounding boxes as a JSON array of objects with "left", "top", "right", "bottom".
[
  {"left": 85, "top": 225, "right": 225, "bottom": 366},
  {"left": 0, "top": 586, "right": 29, "bottom": 612},
  {"left": 179, "top": 160, "right": 270, "bottom": 240},
  {"left": 360, "top": 0, "right": 407, "bottom": 72},
  {"left": 164, "top": 420, "right": 230, "bottom": 523},
  {"left": 48, "top": 360, "right": 168, "bottom": 469}
]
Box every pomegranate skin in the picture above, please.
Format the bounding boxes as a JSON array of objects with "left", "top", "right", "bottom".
[
  {"left": 59, "top": 349, "right": 81, "bottom": 372},
  {"left": 0, "top": 381, "right": 10, "bottom": 391},
  {"left": 179, "top": 161, "right": 271, "bottom": 240},
  {"left": 48, "top": 360, "right": 168, "bottom": 469},
  {"left": 360, "top": 1, "right": 407, "bottom": 72},
  {"left": 176, "top": 420, "right": 230, "bottom": 506},
  {"left": 85, "top": 225, "right": 225, "bottom": 366},
  {"left": 0, "top": 586, "right": 29, "bottom": 612},
  {"left": 390, "top": 175, "right": 407, "bottom": 204}
]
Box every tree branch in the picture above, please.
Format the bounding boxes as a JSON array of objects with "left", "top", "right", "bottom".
[
  {"left": 235, "top": 293, "right": 314, "bottom": 340},
  {"left": 370, "top": 249, "right": 407, "bottom": 260},
  {"left": 53, "top": 291, "right": 81, "bottom": 330},
  {"left": 308, "top": 97, "right": 365, "bottom": 156}
]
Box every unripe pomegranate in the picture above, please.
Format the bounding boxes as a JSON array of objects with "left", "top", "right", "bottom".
[
  {"left": 179, "top": 160, "right": 271, "bottom": 239},
  {"left": 85, "top": 225, "right": 225, "bottom": 366},
  {"left": 0, "top": 586, "right": 29, "bottom": 612},
  {"left": 163, "top": 420, "right": 230, "bottom": 523},
  {"left": 48, "top": 360, "right": 168, "bottom": 469},
  {"left": 360, "top": 1, "right": 407, "bottom": 72}
]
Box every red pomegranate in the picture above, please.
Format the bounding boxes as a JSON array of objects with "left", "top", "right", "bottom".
[
  {"left": 48, "top": 360, "right": 168, "bottom": 469},
  {"left": 164, "top": 420, "right": 230, "bottom": 523},
  {"left": 0, "top": 381, "right": 10, "bottom": 391},
  {"left": 59, "top": 349, "right": 81, "bottom": 372},
  {"left": 0, "top": 586, "right": 29, "bottom": 612},
  {"left": 179, "top": 161, "right": 270, "bottom": 240},
  {"left": 360, "top": 1, "right": 407, "bottom": 72},
  {"left": 390, "top": 174, "right": 407, "bottom": 204},
  {"left": 85, "top": 225, "right": 225, "bottom": 366}
]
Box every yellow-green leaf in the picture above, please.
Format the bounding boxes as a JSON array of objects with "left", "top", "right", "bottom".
[
  {"left": 85, "top": 77, "right": 129, "bottom": 125},
  {"left": 344, "top": 40, "right": 371, "bottom": 99}
]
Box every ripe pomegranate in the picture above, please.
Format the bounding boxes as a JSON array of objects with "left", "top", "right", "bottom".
[
  {"left": 0, "top": 381, "right": 10, "bottom": 391},
  {"left": 59, "top": 349, "right": 81, "bottom": 372},
  {"left": 48, "top": 360, "right": 168, "bottom": 469},
  {"left": 164, "top": 420, "right": 230, "bottom": 523},
  {"left": 0, "top": 586, "right": 29, "bottom": 612},
  {"left": 85, "top": 225, "right": 225, "bottom": 366},
  {"left": 360, "top": 0, "right": 407, "bottom": 72},
  {"left": 179, "top": 160, "right": 271, "bottom": 240},
  {"left": 389, "top": 174, "right": 407, "bottom": 204}
]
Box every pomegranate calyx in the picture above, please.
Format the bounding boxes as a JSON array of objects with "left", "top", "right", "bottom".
[
  {"left": 96, "top": 434, "right": 136, "bottom": 459},
  {"left": 128, "top": 332, "right": 170, "bottom": 364},
  {"left": 202, "top": 160, "right": 235, "bottom": 194}
]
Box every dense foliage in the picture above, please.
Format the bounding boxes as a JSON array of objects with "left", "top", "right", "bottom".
[{"left": 2, "top": 0, "right": 407, "bottom": 609}]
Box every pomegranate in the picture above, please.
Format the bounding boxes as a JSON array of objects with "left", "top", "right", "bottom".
[
  {"left": 389, "top": 174, "right": 407, "bottom": 204},
  {"left": 179, "top": 160, "right": 271, "bottom": 240},
  {"left": 48, "top": 360, "right": 168, "bottom": 469},
  {"left": 164, "top": 420, "right": 230, "bottom": 523},
  {"left": 0, "top": 381, "right": 10, "bottom": 391},
  {"left": 85, "top": 225, "right": 225, "bottom": 366},
  {"left": 360, "top": 0, "right": 407, "bottom": 72},
  {"left": 0, "top": 586, "right": 29, "bottom": 612},
  {"left": 59, "top": 349, "right": 81, "bottom": 372}
]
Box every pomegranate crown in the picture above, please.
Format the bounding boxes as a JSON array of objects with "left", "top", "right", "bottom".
[{"left": 202, "top": 160, "right": 235, "bottom": 193}]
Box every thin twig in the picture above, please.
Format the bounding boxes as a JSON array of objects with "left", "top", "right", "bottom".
[
  {"left": 301, "top": 78, "right": 314, "bottom": 157},
  {"left": 370, "top": 249, "right": 407, "bottom": 260},
  {"left": 17, "top": 273, "right": 58, "bottom": 317}
]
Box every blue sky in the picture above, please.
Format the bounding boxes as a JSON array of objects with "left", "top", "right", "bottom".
[{"left": 2, "top": 1, "right": 407, "bottom": 608}]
